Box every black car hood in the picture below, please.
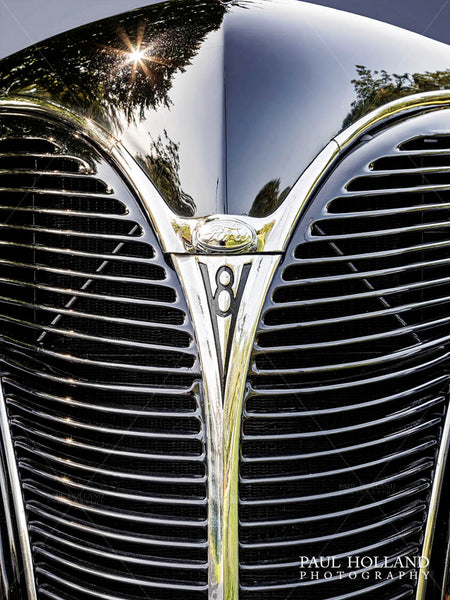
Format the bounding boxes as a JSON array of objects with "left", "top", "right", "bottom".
[{"left": 0, "top": 0, "right": 449, "bottom": 216}]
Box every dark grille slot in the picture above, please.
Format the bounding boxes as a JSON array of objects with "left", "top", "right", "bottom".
[
  {"left": 1, "top": 211, "right": 142, "bottom": 235},
  {"left": 240, "top": 113, "right": 450, "bottom": 599},
  {"left": 0, "top": 154, "right": 87, "bottom": 172},
  {"left": 0, "top": 114, "right": 207, "bottom": 599},
  {"left": 0, "top": 137, "right": 59, "bottom": 153},
  {"left": 372, "top": 155, "right": 450, "bottom": 170},
  {"left": 399, "top": 135, "right": 450, "bottom": 151},
  {"left": 0, "top": 172, "right": 111, "bottom": 193},
  {"left": 346, "top": 171, "right": 450, "bottom": 191},
  {"left": 0, "top": 191, "right": 126, "bottom": 213}
]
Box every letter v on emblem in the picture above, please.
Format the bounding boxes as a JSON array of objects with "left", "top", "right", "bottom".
[{"left": 199, "top": 261, "right": 251, "bottom": 387}]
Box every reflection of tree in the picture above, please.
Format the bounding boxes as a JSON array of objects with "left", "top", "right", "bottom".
[
  {"left": 0, "top": 0, "right": 227, "bottom": 216},
  {"left": 344, "top": 65, "right": 450, "bottom": 128},
  {"left": 249, "top": 178, "right": 291, "bottom": 217},
  {"left": 139, "top": 130, "right": 195, "bottom": 217},
  {"left": 0, "top": 0, "right": 226, "bottom": 131}
]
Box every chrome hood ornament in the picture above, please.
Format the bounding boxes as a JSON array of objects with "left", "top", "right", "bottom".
[{"left": 193, "top": 217, "right": 258, "bottom": 254}]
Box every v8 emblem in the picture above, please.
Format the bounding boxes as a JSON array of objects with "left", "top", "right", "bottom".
[{"left": 199, "top": 262, "right": 251, "bottom": 384}]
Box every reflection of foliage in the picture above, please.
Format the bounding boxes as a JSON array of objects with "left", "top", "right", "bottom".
[
  {"left": 344, "top": 65, "right": 450, "bottom": 128},
  {"left": 139, "top": 130, "right": 195, "bottom": 217},
  {"left": 249, "top": 178, "right": 291, "bottom": 217},
  {"left": 0, "top": 0, "right": 226, "bottom": 131}
]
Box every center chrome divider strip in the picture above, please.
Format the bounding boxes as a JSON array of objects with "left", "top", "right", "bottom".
[
  {"left": 0, "top": 381, "right": 37, "bottom": 600},
  {"left": 173, "top": 254, "right": 281, "bottom": 600}
]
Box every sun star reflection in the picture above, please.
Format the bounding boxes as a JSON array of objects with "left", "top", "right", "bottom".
[{"left": 127, "top": 47, "right": 147, "bottom": 64}]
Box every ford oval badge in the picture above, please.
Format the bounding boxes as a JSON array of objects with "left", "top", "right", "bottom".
[{"left": 193, "top": 217, "right": 258, "bottom": 254}]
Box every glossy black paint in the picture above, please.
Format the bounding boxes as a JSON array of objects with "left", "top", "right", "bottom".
[{"left": 0, "top": 0, "right": 449, "bottom": 217}]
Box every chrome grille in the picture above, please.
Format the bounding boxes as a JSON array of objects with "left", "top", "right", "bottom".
[
  {"left": 240, "top": 112, "right": 450, "bottom": 600},
  {"left": 0, "top": 113, "right": 208, "bottom": 600}
]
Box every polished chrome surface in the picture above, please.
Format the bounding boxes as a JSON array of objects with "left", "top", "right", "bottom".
[
  {"left": 0, "top": 382, "right": 37, "bottom": 600},
  {"left": 192, "top": 217, "right": 258, "bottom": 254},
  {"left": 174, "top": 254, "right": 280, "bottom": 600}
]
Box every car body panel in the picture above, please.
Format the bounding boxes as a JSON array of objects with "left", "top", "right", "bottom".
[{"left": 0, "top": 0, "right": 449, "bottom": 217}]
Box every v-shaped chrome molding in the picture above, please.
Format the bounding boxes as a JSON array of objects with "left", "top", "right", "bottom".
[{"left": 173, "top": 254, "right": 280, "bottom": 600}]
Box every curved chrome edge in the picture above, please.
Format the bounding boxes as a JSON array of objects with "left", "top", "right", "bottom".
[
  {"left": 333, "top": 89, "right": 450, "bottom": 152},
  {"left": 264, "top": 90, "right": 450, "bottom": 252},
  {"left": 222, "top": 255, "right": 280, "bottom": 600},
  {"left": 2, "top": 91, "right": 450, "bottom": 255},
  {"left": 0, "top": 381, "right": 37, "bottom": 600},
  {"left": 172, "top": 255, "right": 224, "bottom": 600},
  {"left": 173, "top": 255, "right": 281, "bottom": 600},
  {"left": 416, "top": 404, "right": 450, "bottom": 600}
]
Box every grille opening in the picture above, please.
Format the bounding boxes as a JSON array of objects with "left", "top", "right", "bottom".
[
  {"left": 0, "top": 137, "right": 58, "bottom": 153},
  {"left": 311, "top": 208, "right": 450, "bottom": 236},
  {"left": 0, "top": 155, "right": 86, "bottom": 173},
  {"left": 328, "top": 190, "right": 450, "bottom": 214},
  {"left": 245, "top": 374, "right": 447, "bottom": 413},
  {"left": 371, "top": 154, "right": 450, "bottom": 170},
  {"left": 0, "top": 246, "right": 165, "bottom": 280},
  {"left": 240, "top": 455, "right": 434, "bottom": 501},
  {"left": 0, "top": 263, "right": 176, "bottom": 302},
  {"left": 239, "top": 475, "right": 431, "bottom": 524},
  {"left": 10, "top": 397, "right": 202, "bottom": 437},
  {"left": 0, "top": 302, "right": 191, "bottom": 347},
  {"left": 1, "top": 210, "right": 143, "bottom": 236},
  {"left": 38, "top": 578, "right": 208, "bottom": 600},
  {"left": 249, "top": 347, "right": 447, "bottom": 390},
  {"left": 22, "top": 468, "right": 207, "bottom": 521},
  {"left": 29, "top": 513, "right": 208, "bottom": 563},
  {"left": 2, "top": 375, "right": 198, "bottom": 413},
  {"left": 243, "top": 394, "right": 443, "bottom": 437},
  {"left": 346, "top": 171, "right": 450, "bottom": 192},
  {"left": 0, "top": 286, "right": 186, "bottom": 326},
  {"left": 25, "top": 496, "right": 207, "bottom": 542},
  {"left": 0, "top": 173, "right": 110, "bottom": 194},
  {"left": 285, "top": 240, "right": 450, "bottom": 279},
  {"left": 0, "top": 191, "right": 126, "bottom": 214},
  {"left": 399, "top": 135, "right": 450, "bottom": 151},
  {"left": 0, "top": 228, "right": 155, "bottom": 258},
  {"left": 241, "top": 433, "right": 437, "bottom": 481},
  {"left": 33, "top": 532, "right": 208, "bottom": 585},
  {"left": 239, "top": 497, "right": 427, "bottom": 544},
  {"left": 295, "top": 228, "right": 450, "bottom": 258},
  {"left": 242, "top": 411, "right": 442, "bottom": 459}
]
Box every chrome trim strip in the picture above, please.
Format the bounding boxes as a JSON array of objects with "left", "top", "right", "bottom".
[
  {"left": 173, "top": 255, "right": 225, "bottom": 600},
  {"left": 173, "top": 254, "right": 280, "bottom": 600},
  {"left": 0, "top": 381, "right": 37, "bottom": 600},
  {"left": 416, "top": 405, "right": 450, "bottom": 600},
  {"left": 222, "top": 254, "right": 282, "bottom": 600}
]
